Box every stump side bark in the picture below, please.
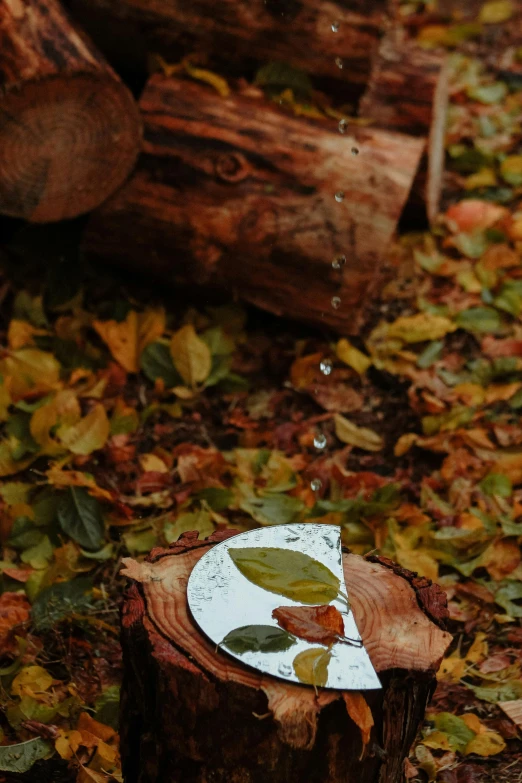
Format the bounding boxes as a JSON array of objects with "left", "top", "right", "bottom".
[
  {"left": 69, "top": 0, "right": 388, "bottom": 87},
  {"left": 360, "top": 32, "right": 449, "bottom": 223},
  {"left": 0, "top": 0, "right": 142, "bottom": 222},
  {"left": 82, "top": 76, "right": 425, "bottom": 334},
  {"left": 120, "top": 530, "right": 452, "bottom": 783}
]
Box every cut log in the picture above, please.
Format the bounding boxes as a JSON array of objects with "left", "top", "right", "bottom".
[
  {"left": 120, "top": 530, "right": 452, "bottom": 783},
  {"left": 82, "top": 76, "right": 425, "bottom": 334},
  {"left": 360, "top": 32, "right": 449, "bottom": 223},
  {"left": 69, "top": 0, "right": 387, "bottom": 88},
  {"left": 0, "top": 0, "right": 142, "bottom": 222}
]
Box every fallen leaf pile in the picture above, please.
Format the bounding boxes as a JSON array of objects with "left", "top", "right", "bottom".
[{"left": 2, "top": 3, "right": 522, "bottom": 781}]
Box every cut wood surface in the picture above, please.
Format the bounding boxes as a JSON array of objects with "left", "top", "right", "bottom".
[
  {"left": 70, "top": 0, "right": 388, "bottom": 87},
  {"left": 83, "top": 76, "right": 425, "bottom": 334},
  {"left": 360, "top": 32, "right": 449, "bottom": 223},
  {"left": 0, "top": 0, "right": 142, "bottom": 222},
  {"left": 120, "top": 529, "right": 452, "bottom": 783}
]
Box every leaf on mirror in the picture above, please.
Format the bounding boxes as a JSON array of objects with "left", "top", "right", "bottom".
[
  {"left": 272, "top": 604, "right": 345, "bottom": 646},
  {"left": 220, "top": 624, "right": 296, "bottom": 654},
  {"left": 228, "top": 547, "right": 340, "bottom": 604},
  {"left": 293, "top": 647, "right": 331, "bottom": 687}
]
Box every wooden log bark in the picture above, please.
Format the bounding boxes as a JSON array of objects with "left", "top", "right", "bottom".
[
  {"left": 69, "top": 0, "right": 388, "bottom": 88},
  {"left": 120, "top": 530, "right": 452, "bottom": 783},
  {"left": 82, "top": 76, "right": 425, "bottom": 334},
  {"left": 360, "top": 32, "right": 449, "bottom": 223},
  {"left": 0, "top": 0, "right": 142, "bottom": 223}
]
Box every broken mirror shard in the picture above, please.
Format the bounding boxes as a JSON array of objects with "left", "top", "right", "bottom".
[{"left": 187, "top": 524, "right": 381, "bottom": 690}]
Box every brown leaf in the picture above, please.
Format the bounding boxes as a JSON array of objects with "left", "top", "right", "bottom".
[
  {"left": 0, "top": 592, "right": 30, "bottom": 653},
  {"left": 272, "top": 604, "right": 344, "bottom": 645}
]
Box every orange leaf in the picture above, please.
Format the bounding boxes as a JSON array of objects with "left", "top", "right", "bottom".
[
  {"left": 445, "top": 200, "right": 507, "bottom": 233},
  {"left": 343, "top": 692, "right": 374, "bottom": 753},
  {"left": 77, "top": 712, "right": 116, "bottom": 744},
  {"left": 0, "top": 592, "right": 30, "bottom": 653},
  {"left": 272, "top": 604, "right": 344, "bottom": 645}
]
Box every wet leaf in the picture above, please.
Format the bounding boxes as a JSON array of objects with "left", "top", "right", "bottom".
[
  {"left": 228, "top": 547, "right": 340, "bottom": 604},
  {"left": 221, "top": 624, "right": 296, "bottom": 654},
  {"left": 239, "top": 493, "right": 304, "bottom": 525},
  {"left": 292, "top": 647, "right": 331, "bottom": 687},
  {"left": 272, "top": 604, "right": 345, "bottom": 645},
  {"left": 0, "top": 738, "right": 51, "bottom": 773},
  {"left": 170, "top": 324, "right": 212, "bottom": 387},
  {"left": 334, "top": 414, "right": 383, "bottom": 452},
  {"left": 57, "top": 487, "right": 105, "bottom": 551},
  {"left": 336, "top": 339, "right": 371, "bottom": 374}
]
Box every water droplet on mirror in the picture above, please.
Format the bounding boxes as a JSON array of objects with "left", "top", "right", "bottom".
[
  {"left": 338, "top": 119, "right": 347, "bottom": 134},
  {"left": 335, "top": 57, "right": 343, "bottom": 69},
  {"left": 332, "top": 255, "right": 346, "bottom": 270},
  {"left": 331, "top": 20, "right": 340, "bottom": 32},
  {"left": 311, "top": 478, "right": 322, "bottom": 492},
  {"left": 278, "top": 663, "right": 292, "bottom": 676},
  {"left": 335, "top": 191, "right": 344, "bottom": 202},
  {"left": 320, "top": 358, "right": 332, "bottom": 376},
  {"left": 351, "top": 147, "right": 359, "bottom": 156},
  {"left": 331, "top": 296, "right": 341, "bottom": 310},
  {"left": 314, "top": 432, "right": 327, "bottom": 450}
]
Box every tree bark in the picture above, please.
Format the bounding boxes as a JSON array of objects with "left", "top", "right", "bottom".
[
  {"left": 82, "top": 76, "right": 425, "bottom": 334},
  {"left": 120, "top": 530, "right": 452, "bottom": 783},
  {"left": 69, "top": 0, "right": 388, "bottom": 88},
  {"left": 0, "top": 0, "right": 142, "bottom": 223},
  {"left": 360, "top": 32, "right": 449, "bottom": 223}
]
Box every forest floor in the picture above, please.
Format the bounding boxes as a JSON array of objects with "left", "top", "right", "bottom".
[{"left": 3, "top": 2, "right": 522, "bottom": 782}]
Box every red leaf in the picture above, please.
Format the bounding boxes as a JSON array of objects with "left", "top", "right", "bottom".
[{"left": 272, "top": 604, "right": 344, "bottom": 645}]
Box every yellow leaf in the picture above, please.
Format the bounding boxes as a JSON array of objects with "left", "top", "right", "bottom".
[
  {"left": 437, "top": 655, "right": 466, "bottom": 682},
  {"left": 7, "top": 320, "right": 47, "bottom": 350},
  {"left": 0, "top": 349, "right": 61, "bottom": 401},
  {"left": 292, "top": 647, "right": 331, "bottom": 687},
  {"left": 93, "top": 308, "right": 165, "bottom": 373},
  {"left": 501, "top": 155, "right": 522, "bottom": 186},
  {"left": 336, "top": 338, "right": 372, "bottom": 375},
  {"left": 46, "top": 466, "right": 113, "bottom": 502},
  {"left": 170, "top": 324, "right": 212, "bottom": 387},
  {"left": 386, "top": 313, "right": 457, "bottom": 344},
  {"left": 185, "top": 62, "right": 230, "bottom": 97},
  {"left": 343, "top": 692, "right": 374, "bottom": 752},
  {"left": 461, "top": 713, "right": 483, "bottom": 734},
  {"left": 11, "top": 665, "right": 53, "bottom": 697},
  {"left": 334, "top": 414, "right": 383, "bottom": 452},
  {"left": 30, "top": 390, "right": 81, "bottom": 455},
  {"left": 0, "top": 380, "right": 11, "bottom": 422},
  {"left": 465, "top": 731, "right": 506, "bottom": 756},
  {"left": 139, "top": 453, "right": 168, "bottom": 473},
  {"left": 464, "top": 168, "right": 497, "bottom": 190},
  {"left": 394, "top": 432, "right": 418, "bottom": 457},
  {"left": 58, "top": 404, "right": 110, "bottom": 456},
  {"left": 479, "top": 0, "right": 514, "bottom": 23},
  {"left": 0, "top": 441, "right": 36, "bottom": 478},
  {"left": 466, "top": 632, "right": 488, "bottom": 664},
  {"left": 55, "top": 729, "right": 82, "bottom": 760},
  {"left": 422, "top": 730, "right": 452, "bottom": 750}
]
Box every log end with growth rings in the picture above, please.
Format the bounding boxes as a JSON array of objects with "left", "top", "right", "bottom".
[{"left": 0, "top": 72, "right": 142, "bottom": 222}]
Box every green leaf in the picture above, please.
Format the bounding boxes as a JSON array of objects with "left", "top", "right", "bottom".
[
  {"left": 163, "top": 509, "right": 215, "bottom": 544},
  {"left": 417, "top": 340, "right": 444, "bottom": 369},
  {"left": 140, "top": 341, "right": 182, "bottom": 387},
  {"left": 455, "top": 307, "right": 501, "bottom": 333},
  {"left": 468, "top": 679, "right": 522, "bottom": 703},
  {"left": 0, "top": 738, "right": 51, "bottom": 773},
  {"left": 494, "top": 582, "right": 522, "bottom": 617},
  {"left": 494, "top": 287, "right": 522, "bottom": 317},
  {"left": 123, "top": 528, "right": 158, "bottom": 555},
  {"left": 221, "top": 625, "right": 296, "bottom": 654},
  {"left": 57, "top": 487, "right": 105, "bottom": 551},
  {"left": 432, "top": 713, "right": 475, "bottom": 752},
  {"left": 480, "top": 473, "right": 512, "bottom": 498},
  {"left": 195, "top": 487, "right": 233, "bottom": 511},
  {"left": 239, "top": 493, "right": 304, "bottom": 525},
  {"left": 228, "top": 547, "right": 340, "bottom": 604},
  {"left": 292, "top": 647, "right": 331, "bottom": 687},
  {"left": 467, "top": 82, "right": 508, "bottom": 104},
  {"left": 95, "top": 685, "right": 120, "bottom": 730},
  {"left": 31, "top": 577, "right": 95, "bottom": 631}
]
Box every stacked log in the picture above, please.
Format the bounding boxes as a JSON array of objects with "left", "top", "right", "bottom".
[{"left": 0, "top": 0, "right": 142, "bottom": 222}]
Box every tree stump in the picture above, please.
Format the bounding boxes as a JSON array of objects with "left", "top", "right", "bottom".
[
  {"left": 120, "top": 530, "right": 452, "bottom": 783},
  {"left": 82, "top": 75, "right": 425, "bottom": 334},
  {"left": 0, "top": 0, "right": 142, "bottom": 222}
]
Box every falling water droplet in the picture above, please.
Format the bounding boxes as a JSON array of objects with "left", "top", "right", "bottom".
[
  {"left": 320, "top": 358, "right": 333, "bottom": 376},
  {"left": 338, "top": 118, "right": 347, "bottom": 134},
  {"left": 335, "top": 191, "right": 345, "bottom": 203},
  {"left": 335, "top": 57, "right": 343, "bottom": 69},
  {"left": 331, "top": 20, "right": 340, "bottom": 32},
  {"left": 351, "top": 147, "right": 359, "bottom": 156},
  {"left": 311, "top": 478, "right": 322, "bottom": 492},
  {"left": 314, "top": 432, "right": 327, "bottom": 450},
  {"left": 331, "top": 296, "right": 341, "bottom": 310},
  {"left": 332, "top": 255, "right": 346, "bottom": 270},
  {"left": 278, "top": 663, "right": 292, "bottom": 676}
]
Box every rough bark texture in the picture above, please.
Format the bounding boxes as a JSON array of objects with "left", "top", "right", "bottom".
[
  {"left": 69, "top": 0, "right": 388, "bottom": 88},
  {"left": 120, "top": 529, "right": 452, "bottom": 783},
  {"left": 0, "top": 0, "right": 142, "bottom": 222},
  {"left": 82, "top": 76, "right": 425, "bottom": 334},
  {"left": 360, "top": 31, "right": 449, "bottom": 223}
]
